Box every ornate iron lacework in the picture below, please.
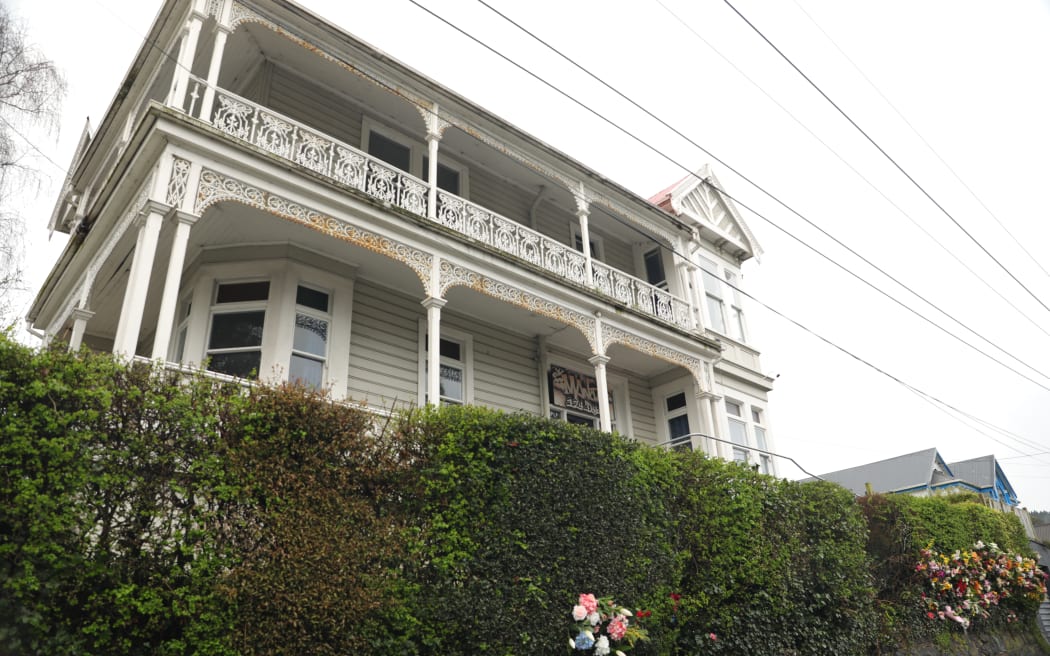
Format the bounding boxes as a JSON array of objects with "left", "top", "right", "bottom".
[
  {"left": 600, "top": 323, "right": 708, "bottom": 391},
  {"left": 417, "top": 104, "right": 451, "bottom": 140},
  {"left": 195, "top": 168, "right": 434, "bottom": 292},
  {"left": 437, "top": 259, "right": 598, "bottom": 354},
  {"left": 166, "top": 157, "right": 191, "bottom": 208}
]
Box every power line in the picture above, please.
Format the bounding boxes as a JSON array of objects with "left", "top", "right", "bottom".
[
  {"left": 403, "top": 0, "right": 1049, "bottom": 457},
  {"left": 721, "top": 0, "right": 1050, "bottom": 316},
  {"left": 787, "top": 0, "right": 1050, "bottom": 285},
  {"left": 650, "top": 0, "right": 1050, "bottom": 346},
  {"left": 458, "top": 0, "right": 1050, "bottom": 390}
]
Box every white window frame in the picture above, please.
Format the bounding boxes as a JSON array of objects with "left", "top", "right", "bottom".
[
  {"left": 288, "top": 283, "right": 332, "bottom": 390},
  {"left": 751, "top": 406, "right": 773, "bottom": 475},
  {"left": 664, "top": 391, "right": 693, "bottom": 451},
  {"left": 723, "top": 269, "right": 747, "bottom": 342},
  {"left": 725, "top": 399, "right": 751, "bottom": 464},
  {"left": 697, "top": 253, "right": 747, "bottom": 342},
  {"left": 570, "top": 222, "right": 605, "bottom": 262},
  {"left": 204, "top": 278, "right": 271, "bottom": 380},
  {"left": 362, "top": 117, "right": 470, "bottom": 197},
  {"left": 653, "top": 378, "right": 702, "bottom": 451},
  {"left": 417, "top": 321, "right": 474, "bottom": 406},
  {"left": 723, "top": 397, "right": 774, "bottom": 474}
]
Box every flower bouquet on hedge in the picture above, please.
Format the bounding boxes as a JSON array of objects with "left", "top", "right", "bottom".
[{"left": 569, "top": 593, "right": 648, "bottom": 655}]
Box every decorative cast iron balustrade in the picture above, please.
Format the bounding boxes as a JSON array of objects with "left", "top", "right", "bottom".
[
  {"left": 200, "top": 85, "right": 691, "bottom": 330},
  {"left": 592, "top": 261, "right": 691, "bottom": 327}
]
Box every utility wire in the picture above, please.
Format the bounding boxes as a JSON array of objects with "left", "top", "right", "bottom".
[
  {"left": 721, "top": 0, "right": 1050, "bottom": 316},
  {"left": 460, "top": 0, "right": 1050, "bottom": 389},
  {"left": 404, "top": 1, "right": 1049, "bottom": 457},
  {"left": 650, "top": 0, "right": 1050, "bottom": 344},
  {"left": 84, "top": 0, "right": 1050, "bottom": 459},
  {"left": 788, "top": 0, "right": 1050, "bottom": 284}
]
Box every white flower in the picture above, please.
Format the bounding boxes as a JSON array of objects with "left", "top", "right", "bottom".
[
  {"left": 618, "top": 608, "right": 633, "bottom": 617},
  {"left": 572, "top": 605, "right": 588, "bottom": 621},
  {"left": 616, "top": 651, "right": 628, "bottom": 656},
  {"left": 587, "top": 611, "right": 601, "bottom": 625},
  {"left": 594, "top": 635, "right": 610, "bottom": 655}
]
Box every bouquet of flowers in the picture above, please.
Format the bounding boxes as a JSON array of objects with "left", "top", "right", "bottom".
[
  {"left": 569, "top": 593, "right": 648, "bottom": 655},
  {"left": 915, "top": 540, "right": 1048, "bottom": 628}
]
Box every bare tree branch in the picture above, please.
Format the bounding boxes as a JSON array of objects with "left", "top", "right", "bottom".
[{"left": 0, "top": 0, "right": 65, "bottom": 325}]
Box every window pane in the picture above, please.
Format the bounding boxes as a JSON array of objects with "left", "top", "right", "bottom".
[
  {"left": 754, "top": 426, "right": 768, "bottom": 450},
  {"left": 668, "top": 414, "right": 690, "bottom": 439},
  {"left": 439, "top": 338, "right": 461, "bottom": 361},
  {"left": 440, "top": 363, "right": 463, "bottom": 401},
  {"left": 296, "top": 285, "right": 329, "bottom": 312},
  {"left": 293, "top": 313, "right": 328, "bottom": 356},
  {"left": 290, "top": 354, "right": 324, "bottom": 389},
  {"left": 566, "top": 413, "right": 595, "bottom": 427},
  {"left": 733, "top": 447, "right": 749, "bottom": 463},
  {"left": 422, "top": 158, "right": 460, "bottom": 195},
  {"left": 728, "top": 418, "right": 748, "bottom": 445},
  {"left": 644, "top": 249, "right": 666, "bottom": 288},
  {"left": 751, "top": 408, "right": 763, "bottom": 424},
  {"left": 666, "top": 392, "right": 687, "bottom": 412},
  {"left": 706, "top": 297, "right": 726, "bottom": 333},
  {"left": 216, "top": 281, "right": 269, "bottom": 303},
  {"left": 760, "top": 454, "right": 773, "bottom": 474},
  {"left": 368, "top": 131, "right": 411, "bottom": 172},
  {"left": 208, "top": 351, "right": 261, "bottom": 379},
  {"left": 701, "top": 269, "right": 723, "bottom": 298},
  {"left": 726, "top": 401, "right": 742, "bottom": 417},
  {"left": 731, "top": 307, "right": 745, "bottom": 340},
  {"left": 209, "top": 311, "right": 265, "bottom": 349}
]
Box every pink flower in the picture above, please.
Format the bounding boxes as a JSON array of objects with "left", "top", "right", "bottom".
[
  {"left": 572, "top": 605, "right": 587, "bottom": 621},
  {"left": 709, "top": 633, "right": 717, "bottom": 641},
  {"left": 607, "top": 615, "right": 628, "bottom": 641},
  {"left": 579, "top": 593, "right": 598, "bottom": 614}
]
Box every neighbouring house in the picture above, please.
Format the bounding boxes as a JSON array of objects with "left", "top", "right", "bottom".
[
  {"left": 811, "top": 447, "right": 1036, "bottom": 538},
  {"left": 27, "top": 0, "right": 775, "bottom": 470}
]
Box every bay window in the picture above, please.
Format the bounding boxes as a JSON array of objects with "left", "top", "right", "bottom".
[{"left": 177, "top": 253, "right": 353, "bottom": 397}]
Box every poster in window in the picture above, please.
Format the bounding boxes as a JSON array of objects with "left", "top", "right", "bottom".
[{"left": 549, "top": 365, "right": 611, "bottom": 418}]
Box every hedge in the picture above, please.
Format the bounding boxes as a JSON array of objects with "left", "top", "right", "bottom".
[{"left": 0, "top": 334, "right": 1042, "bottom": 655}]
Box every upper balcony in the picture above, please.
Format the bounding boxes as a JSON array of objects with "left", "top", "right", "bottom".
[{"left": 191, "top": 80, "right": 693, "bottom": 331}]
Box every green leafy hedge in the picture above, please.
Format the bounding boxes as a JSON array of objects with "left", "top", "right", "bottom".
[{"left": 0, "top": 335, "right": 1041, "bottom": 655}]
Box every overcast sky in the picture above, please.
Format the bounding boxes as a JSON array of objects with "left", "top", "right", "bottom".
[{"left": 9, "top": 0, "right": 1050, "bottom": 511}]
